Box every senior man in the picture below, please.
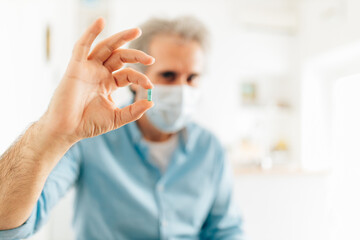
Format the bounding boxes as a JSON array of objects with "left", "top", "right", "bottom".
[{"left": 0, "top": 16, "right": 243, "bottom": 239}]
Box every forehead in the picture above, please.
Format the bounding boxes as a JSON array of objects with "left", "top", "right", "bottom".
[{"left": 147, "top": 34, "right": 204, "bottom": 73}]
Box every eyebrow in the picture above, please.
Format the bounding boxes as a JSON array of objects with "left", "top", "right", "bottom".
[
  {"left": 158, "top": 71, "right": 201, "bottom": 76},
  {"left": 189, "top": 73, "right": 199, "bottom": 77},
  {"left": 159, "top": 70, "right": 176, "bottom": 73}
]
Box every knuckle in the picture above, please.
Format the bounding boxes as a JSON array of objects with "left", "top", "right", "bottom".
[
  {"left": 128, "top": 104, "right": 134, "bottom": 120},
  {"left": 74, "top": 40, "right": 86, "bottom": 50},
  {"left": 123, "top": 67, "right": 135, "bottom": 75},
  {"left": 115, "top": 109, "right": 124, "bottom": 127},
  {"left": 72, "top": 42, "right": 79, "bottom": 54},
  {"left": 119, "top": 55, "right": 127, "bottom": 63},
  {"left": 134, "top": 56, "right": 141, "bottom": 62}
]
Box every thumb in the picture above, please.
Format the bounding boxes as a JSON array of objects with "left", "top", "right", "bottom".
[{"left": 113, "top": 100, "right": 153, "bottom": 129}]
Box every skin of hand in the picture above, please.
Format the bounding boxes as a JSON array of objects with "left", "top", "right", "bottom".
[
  {"left": 0, "top": 17, "right": 154, "bottom": 230},
  {"left": 44, "top": 17, "right": 154, "bottom": 144}
]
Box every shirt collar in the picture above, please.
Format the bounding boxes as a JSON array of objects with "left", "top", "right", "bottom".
[{"left": 125, "top": 120, "right": 191, "bottom": 154}]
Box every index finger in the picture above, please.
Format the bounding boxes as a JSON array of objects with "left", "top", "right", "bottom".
[
  {"left": 113, "top": 68, "right": 153, "bottom": 89},
  {"left": 88, "top": 28, "right": 142, "bottom": 63},
  {"left": 72, "top": 18, "right": 105, "bottom": 61},
  {"left": 103, "top": 49, "right": 155, "bottom": 72}
]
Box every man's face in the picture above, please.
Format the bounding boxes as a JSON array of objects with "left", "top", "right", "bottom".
[
  {"left": 133, "top": 34, "right": 205, "bottom": 134},
  {"left": 143, "top": 34, "right": 205, "bottom": 87}
]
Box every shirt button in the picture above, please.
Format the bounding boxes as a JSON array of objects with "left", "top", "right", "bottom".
[
  {"left": 161, "top": 219, "right": 168, "bottom": 227},
  {"left": 157, "top": 184, "right": 164, "bottom": 192}
]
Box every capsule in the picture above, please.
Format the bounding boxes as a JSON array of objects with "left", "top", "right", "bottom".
[{"left": 147, "top": 89, "right": 152, "bottom": 101}]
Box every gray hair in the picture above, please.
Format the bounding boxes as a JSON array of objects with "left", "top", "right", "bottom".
[{"left": 128, "top": 16, "right": 210, "bottom": 73}]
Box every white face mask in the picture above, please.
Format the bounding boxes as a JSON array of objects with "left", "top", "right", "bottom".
[{"left": 138, "top": 85, "right": 200, "bottom": 133}]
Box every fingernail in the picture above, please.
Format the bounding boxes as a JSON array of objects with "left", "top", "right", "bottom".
[{"left": 135, "top": 28, "right": 142, "bottom": 37}]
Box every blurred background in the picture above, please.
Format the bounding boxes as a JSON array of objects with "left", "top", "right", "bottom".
[{"left": 0, "top": 0, "right": 360, "bottom": 239}]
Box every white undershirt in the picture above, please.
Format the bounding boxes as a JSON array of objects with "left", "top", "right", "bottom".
[{"left": 144, "top": 134, "right": 179, "bottom": 172}]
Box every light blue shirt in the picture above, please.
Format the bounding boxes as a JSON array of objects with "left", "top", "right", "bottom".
[{"left": 0, "top": 121, "right": 243, "bottom": 240}]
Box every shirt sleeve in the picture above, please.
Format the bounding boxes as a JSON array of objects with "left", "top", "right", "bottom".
[
  {"left": 200, "top": 147, "right": 245, "bottom": 240},
  {"left": 0, "top": 143, "right": 82, "bottom": 240}
]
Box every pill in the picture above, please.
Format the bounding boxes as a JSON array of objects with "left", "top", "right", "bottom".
[{"left": 147, "top": 89, "right": 152, "bottom": 101}]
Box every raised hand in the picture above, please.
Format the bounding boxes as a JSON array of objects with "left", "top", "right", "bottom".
[{"left": 43, "top": 18, "right": 154, "bottom": 143}]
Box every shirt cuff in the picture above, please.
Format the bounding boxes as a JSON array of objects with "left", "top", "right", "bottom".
[{"left": 0, "top": 205, "right": 37, "bottom": 240}]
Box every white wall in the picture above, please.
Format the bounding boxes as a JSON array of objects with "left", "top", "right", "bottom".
[
  {"left": 330, "top": 75, "right": 360, "bottom": 240},
  {"left": 0, "top": 1, "right": 77, "bottom": 239},
  {"left": 0, "top": 0, "right": 52, "bottom": 153},
  {"left": 235, "top": 174, "right": 330, "bottom": 240}
]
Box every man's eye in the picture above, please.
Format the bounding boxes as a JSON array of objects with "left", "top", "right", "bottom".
[
  {"left": 187, "top": 74, "right": 199, "bottom": 83},
  {"left": 161, "top": 71, "right": 176, "bottom": 81},
  {"left": 187, "top": 74, "right": 195, "bottom": 81}
]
